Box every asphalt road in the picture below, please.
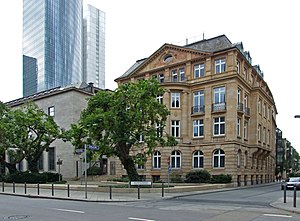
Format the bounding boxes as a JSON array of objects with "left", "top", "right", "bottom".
[{"left": 1, "top": 183, "right": 300, "bottom": 221}]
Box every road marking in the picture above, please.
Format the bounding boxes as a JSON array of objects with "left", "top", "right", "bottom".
[
  {"left": 264, "top": 214, "right": 292, "bottom": 218},
  {"left": 51, "top": 208, "right": 85, "bottom": 214},
  {"left": 128, "top": 217, "right": 156, "bottom": 221}
]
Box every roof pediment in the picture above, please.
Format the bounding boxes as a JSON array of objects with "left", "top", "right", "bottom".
[{"left": 116, "top": 44, "right": 211, "bottom": 80}]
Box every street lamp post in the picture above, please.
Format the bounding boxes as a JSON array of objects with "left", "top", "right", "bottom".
[{"left": 84, "top": 144, "right": 87, "bottom": 199}]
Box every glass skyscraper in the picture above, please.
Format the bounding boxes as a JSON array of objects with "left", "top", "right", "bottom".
[
  {"left": 23, "top": 0, "right": 83, "bottom": 96},
  {"left": 82, "top": 5, "right": 105, "bottom": 89}
]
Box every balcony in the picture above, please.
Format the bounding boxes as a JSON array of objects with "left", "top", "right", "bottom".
[
  {"left": 212, "top": 102, "right": 226, "bottom": 112},
  {"left": 162, "top": 76, "right": 188, "bottom": 83},
  {"left": 191, "top": 105, "right": 205, "bottom": 115},
  {"left": 244, "top": 107, "right": 250, "bottom": 116},
  {"left": 237, "top": 103, "right": 244, "bottom": 113}
]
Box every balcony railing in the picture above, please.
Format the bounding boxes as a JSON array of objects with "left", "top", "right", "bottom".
[
  {"left": 161, "top": 76, "right": 188, "bottom": 83},
  {"left": 212, "top": 102, "right": 226, "bottom": 112},
  {"left": 191, "top": 105, "right": 205, "bottom": 114},
  {"left": 244, "top": 107, "right": 250, "bottom": 116},
  {"left": 237, "top": 103, "right": 244, "bottom": 112}
]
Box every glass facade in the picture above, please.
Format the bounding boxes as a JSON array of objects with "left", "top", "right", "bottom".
[
  {"left": 82, "top": 4, "right": 105, "bottom": 89},
  {"left": 23, "top": 0, "right": 83, "bottom": 96}
]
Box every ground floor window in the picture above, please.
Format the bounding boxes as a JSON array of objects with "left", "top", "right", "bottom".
[{"left": 213, "top": 149, "right": 225, "bottom": 168}]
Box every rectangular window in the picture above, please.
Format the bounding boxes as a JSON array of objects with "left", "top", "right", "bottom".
[
  {"left": 236, "top": 60, "right": 240, "bottom": 74},
  {"left": 214, "top": 87, "right": 226, "bottom": 103},
  {"left": 193, "top": 90, "right": 204, "bottom": 113},
  {"left": 156, "top": 123, "right": 162, "bottom": 138},
  {"left": 193, "top": 119, "right": 204, "bottom": 137},
  {"left": 215, "top": 58, "right": 226, "bottom": 74},
  {"left": 244, "top": 67, "right": 247, "bottom": 80},
  {"left": 258, "top": 99, "right": 261, "bottom": 113},
  {"left": 156, "top": 94, "right": 163, "bottom": 104},
  {"left": 237, "top": 118, "right": 241, "bottom": 137},
  {"left": 38, "top": 153, "right": 44, "bottom": 170},
  {"left": 244, "top": 121, "right": 248, "bottom": 140},
  {"left": 263, "top": 127, "right": 266, "bottom": 143},
  {"left": 194, "top": 63, "right": 204, "bottom": 78},
  {"left": 179, "top": 68, "right": 185, "bottom": 81},
  {"left": 48, "top": 147, "right": 55, "bottom": 171},
  {"left": 159, "top": 73, "right": 164, "bottom": 83},
  {"left": 267, "top": 130, "right": 270, "bottom": 145},
  {"left": 48, "top": 106, "right": 55, "bottom": 117},
  {"left": 171, "top": 92, "right": 180, "bottom": 108},
  {"left": 258, "top": 124, "right": 261, "bottom": 142},
  {"left": 171, "top": 70, "right": 178, "bottom": 82},
  {"left": 171, "top": 120, "right": 180, "bottom": 137},
  {"left": 214, "top": 117, "right": 225, "bottom": 136}
]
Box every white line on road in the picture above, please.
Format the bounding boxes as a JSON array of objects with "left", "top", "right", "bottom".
[
  {"left": 51, "top": 208, "right": 85, "bottom": 214},
  {"left": 264, "top": 214, "right": 292, "bottom": 218},
  {"left": 128, "top": 217, "right": 156, "bottom": 221}
]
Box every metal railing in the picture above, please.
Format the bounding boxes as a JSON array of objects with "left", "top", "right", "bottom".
[{"left": 191, "top": 105, "right": 205, "bottom": 114}]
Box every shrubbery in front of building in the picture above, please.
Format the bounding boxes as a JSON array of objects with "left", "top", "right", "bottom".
[
  {"left": 210, "top": 174, "right": 232, "bottom": 183},
  {"left": 0, "top": 171, "right": 62, "bottom": 183},
  {"left": 185, "top": 170, "right": 211, "bottom": 183}
]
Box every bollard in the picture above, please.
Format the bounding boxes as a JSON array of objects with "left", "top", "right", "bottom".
[
  {"left": 37, "top": 183, "right": 40, "bottom": 195},
  {"left": 67, "top": 184, "right": 70, "bottom": 197},
  {"left": 284, "top": 184, "right": 287, "bottom": 203},
  {"left": 2, "top": 181, "right": 4, "bottom": 192},
  {"left": 294, "top": 186, "right": 297, "bottom": 208},
  {"left": 109, "top": 186, "right": 112, "bottom": 200},
  {"left": 52, "top": 183, "right": 54, "bottom": 196},
  {"left": 13, "top": 182, "right": 15, "bottom": 193},
  {"left": 162, "top": 182, "right": 164, "bottom": 197},
  {"left": 24, "top": 183, "right": 27, "bottom": 194},
  {"left": 138, "top": 185, "right": 140, "bottom": 199}
]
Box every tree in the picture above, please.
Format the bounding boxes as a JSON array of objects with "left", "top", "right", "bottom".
[
  {"left": 1, "top": 102, "right": 61, "bottom": 173},
  {"left": 72, "top": 79, "right": 176, "bottom": 181}
]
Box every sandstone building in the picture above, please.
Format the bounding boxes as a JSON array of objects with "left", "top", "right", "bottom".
[{"left": 115, "top": 35, "right": 277, "bottom": 186}]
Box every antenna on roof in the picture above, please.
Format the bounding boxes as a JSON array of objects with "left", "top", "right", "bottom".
[
  {"left": 203, "top": 32, "right": 205, "bottom": 40},
  {"left": 186, "top": 38, "right": 188, "bottom": 45}
]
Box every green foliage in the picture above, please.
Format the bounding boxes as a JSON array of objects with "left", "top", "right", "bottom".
[
  {"left": 170, "top": 171, "right": 183, "bottom": 183},
  {"left": 0, "top": 171, "right": 62, "bottom": 184},
  {"left": 210, "top": 174, "right": 232, "bottom": 184},
  {"left": 108, "top": 176, "right": 130, "bottom": 182},
  {"left": 87, "top": 166, "right": 103, "bottom": 175},
  {"left": 67, "top": 79, "right": 177, "bottom": 181},
  {"left": 185, "top": 170, "right": 211, "bottom": 183},
  {"left": 0, "top": 102, "right": 61, "bottom": 173}
]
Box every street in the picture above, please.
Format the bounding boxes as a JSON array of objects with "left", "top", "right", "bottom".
[{"left": 1, "top": 183, "right": 300, "bottom": 221}]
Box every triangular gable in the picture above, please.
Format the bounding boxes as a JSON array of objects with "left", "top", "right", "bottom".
[{"left": 117, "top": 44, "right": 212, "bottom": 80}]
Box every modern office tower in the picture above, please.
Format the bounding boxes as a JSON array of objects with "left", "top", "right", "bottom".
[
  {"left": 23, "top": 0, "right": 83, "bottom": 96},
  {"left": 82, "top": 4, "right": 106, "bottom": 89},
  {"left": 23, "top": 55, "right": 37, "bottom": 96}
]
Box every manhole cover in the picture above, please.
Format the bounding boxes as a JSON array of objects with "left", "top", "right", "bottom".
[{"left": 3, "top": 215, "right": 30, "bottom": 220}]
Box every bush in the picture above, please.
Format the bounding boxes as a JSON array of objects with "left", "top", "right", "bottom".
[
  {"left": 87, "top": 166, "right": 103, "bottom": 176},
  {"left": 170, "top": 171, "right": 183, "bottom": 183},
  {"left": 0, "top": 171, "right": 62, "bottom": 184},
  {"left": 185, "top": 170, "right": 211, "bottom": 183},
  {"left": 210, "top": 174, "right": 232, "bottom": 184}
]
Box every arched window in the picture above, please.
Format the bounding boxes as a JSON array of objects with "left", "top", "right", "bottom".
[
  {"left": 152, "top": 151, "right": 161, "bottom": 169},
  {"left": 193, "top": 150, "right": 204, "bottom": 168},
  {"left": 171, "top": 150, "right": 181, "bottom": 169},
  {"left": 213, "top": 149, "right": 225, "bottom": 168},
  {"left": 237, "top": 149, "right": 241, "bottom": 168}
]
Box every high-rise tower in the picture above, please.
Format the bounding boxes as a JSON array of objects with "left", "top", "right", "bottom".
[
  {"left": 82, "top": 4, "right": 105, "bottom": 89},
  {"left": 23, "top": 0, "right": 83, "bottom": 96}
]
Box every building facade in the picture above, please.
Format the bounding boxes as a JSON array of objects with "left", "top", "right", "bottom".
[
  {"left": 82, "top": 4, "right": 106, "bottom": 89},
  {"left": 115, "top": 35, "right": 277, "bottom": 186}
]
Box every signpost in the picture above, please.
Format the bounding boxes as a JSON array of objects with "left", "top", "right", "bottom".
[
  {"left": 84, "top": 144, "right": 99, "bottom": 199},
  {"left": 167, "top": 156, "right": 171, "bottom": 189},
  {"left": 56, "top": 158, "right": 63, "bottom": 182}
]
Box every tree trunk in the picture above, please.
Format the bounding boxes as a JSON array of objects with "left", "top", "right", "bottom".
[
  {"left": 117, "top": 147, "right": 139, "bottom": 181},
  {"left": 27, "top": 160, "right": 38, "bottom": 173},
  {"left": 4, "top": 162, "right": 17, "bottom": 174}
]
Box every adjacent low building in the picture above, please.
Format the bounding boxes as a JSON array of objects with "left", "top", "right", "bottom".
[{"left": 115, "top": 35, "right": 277, "bottom": 186}]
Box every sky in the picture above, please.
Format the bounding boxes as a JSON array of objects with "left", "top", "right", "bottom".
[{"left": 0, "top": 0, "right": 299, "bottom": 151}]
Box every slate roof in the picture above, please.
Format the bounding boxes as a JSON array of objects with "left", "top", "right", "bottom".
[{"left": 116, "top": 35, "right": 235, "bottom": 80}]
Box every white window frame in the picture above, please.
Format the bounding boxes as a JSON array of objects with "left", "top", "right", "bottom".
[
  {"left": 152, "top": 151, "right": 161, "bottom": 169},
  {"left": 213, "top": 149, "right": 225, "bottom": 168},
  {"left": 48, "top": 106, "right": 55, "bottom": 117},
  {"left": 171, "top": 120, "right": 180, "bottom": 138},
  {"left": 194, "top": 63, "right": 204, "bottom": 78},
  {"left": 193, "top": 119, "right": 204, "bottom": 137},
  {"left": 213, "top": 116, "right": 225, "bottom": 136},
  {"left": 171, "top": 92, "right": 180, "bottom": 108},
  {"left": 193, "top": 150, "right": 204, "bottom": 168},
  {"left": 237, "top": 118, "right": 241, "bottom": 137},
  {"left": 156, "top": 94, "right": 163, "bottom": 104},
  {"left": 214, "top": 87, "right": 226, "bottom": 104},
  {"left": 171, "top": 69, "right": 178, "bottom": 82},
  {"left": 179, "top": 68, "right": 185, "bottom": 81},
  {"left": 171, "top": 150, "right": 181, "bottom": 169},
  {"left": 215, "top": 58, "right": 226, "bottom": 74},
  {"left": 159, "top": 73, "right": 164, "bottom": 83},
  {"left": 236, "top": 60, "right": 240, "bottom": 74},
  {"left": 244, "top": 67, "right": 247, "bottom": 80},
  {"left": 244, "top": 121, "right": 248, "bottom": 140}
]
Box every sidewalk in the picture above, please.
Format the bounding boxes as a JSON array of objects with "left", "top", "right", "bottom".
[{"left": 1, "top": 181, "right": 300, "bottom": 214}]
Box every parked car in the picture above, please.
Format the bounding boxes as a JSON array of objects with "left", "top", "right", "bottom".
[{"left": 281, "top": 177, "right": 300, "bottom": 190}]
